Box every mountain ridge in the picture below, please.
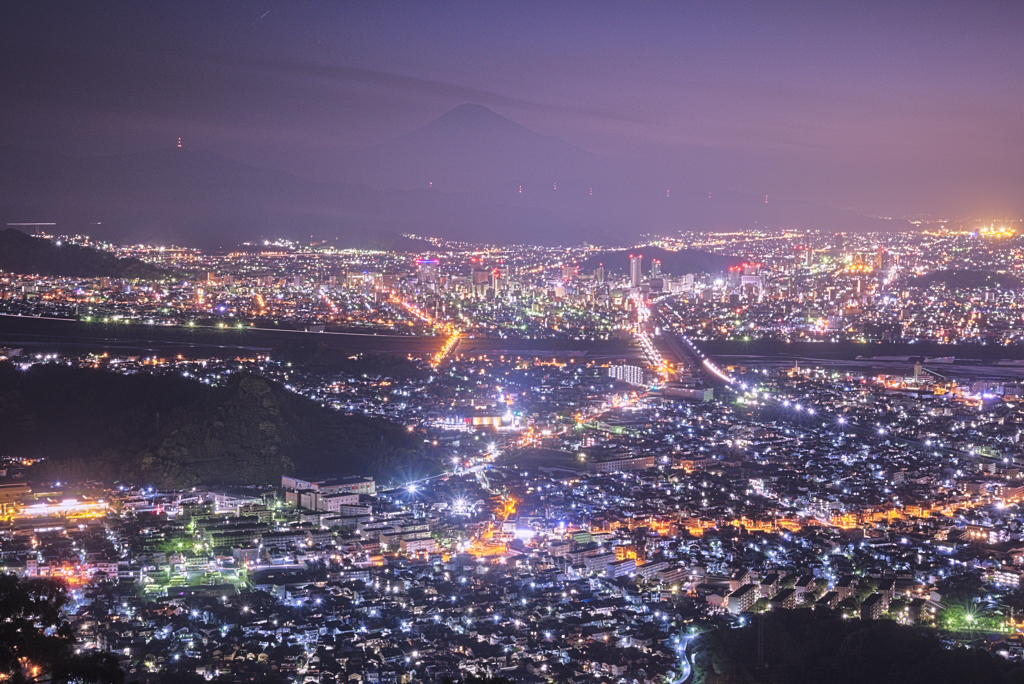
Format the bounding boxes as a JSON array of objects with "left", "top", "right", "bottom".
[
  {"left": 333, "top": 102, "right": 598, "bottom": 192},
  {"left": 0, "top": 105, "right": 911, "bottom": 248},
  {"left": 0, "top": 228, "right": 168, "bottom": 279},
  {"left": 0, "top": 143, "right": 623, "bottom": 248}
]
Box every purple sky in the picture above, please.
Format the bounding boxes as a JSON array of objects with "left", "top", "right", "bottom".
[{"left": 2, "top": 0, "right": 1022, "bottom": 219}]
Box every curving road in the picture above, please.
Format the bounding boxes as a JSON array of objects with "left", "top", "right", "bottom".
[{"left": 670, "top": 634, "right": 696, "bottom": 684}]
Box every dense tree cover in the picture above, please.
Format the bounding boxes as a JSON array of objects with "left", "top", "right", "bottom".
[
  {"left": 899, "top": 269, "right": 1022, "bottom": 290},
  {"left": 0, "top": 363, "right": 429, "bottom": 487},
  {"left": 935, "top": 571, "right": 987, "bottom": 602},
  {"left": 0, "top": 573, "right": 123, "bottom": 683},
  {"left": 0, "top": 228, "right": 166, "bottom": 279},
  {"left": 692, "top": 609, "right": 1024, "bottom": 684}
]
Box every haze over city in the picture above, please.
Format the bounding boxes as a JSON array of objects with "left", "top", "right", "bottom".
[{"left": 3, "top": 1, "right": 1023, "bottom": 248}]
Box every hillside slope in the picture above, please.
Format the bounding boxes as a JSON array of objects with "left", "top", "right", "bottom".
[
  {"left": 0, "top": 364, "right": 428, "bottom": 487},
  {"left": 0, "top": 228, "right": 166, "bottom": 278}
]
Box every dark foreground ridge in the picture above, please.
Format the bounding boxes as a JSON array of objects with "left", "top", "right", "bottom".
[
  {"left": 0, "top": 228, "right": 167, "bottom": 279},
  {"left": 0, "top": 363, "right": 426, "bottom": 487},
  {"left": 692, "top": 609, "right": 1024, "bottom": 684}
]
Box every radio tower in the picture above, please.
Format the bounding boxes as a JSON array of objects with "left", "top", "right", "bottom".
[{"left": 177, "top": 137, "right": 182, "bottom": 148}]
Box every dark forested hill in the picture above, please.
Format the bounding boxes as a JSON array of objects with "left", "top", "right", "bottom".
[
  {"left": 0, "top": 363, "right": 427, "bottom": 487},
  {"left": 692, "top": 609, "right": 1024, "bottom": 684},
  {"left": 0, "top": 228, "right": 166, "bottom": 279},
  {"left": 899, "top": 269, "right": 1022, "bottom": 290}
]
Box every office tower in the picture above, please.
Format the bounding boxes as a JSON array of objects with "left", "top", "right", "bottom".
[{"left": 630, "top": 254, "right": 642, "bottom": 287}]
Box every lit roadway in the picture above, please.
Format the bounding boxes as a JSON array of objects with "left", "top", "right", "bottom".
[
  {"left": 670, "top": 634, "right": 697, "bottom": 684},
  {"left": 651, "top": 301, "right": 1000, "bottom": 467},
  {"left": 649, "top": 297, "right": 734, "bottom": 387}
]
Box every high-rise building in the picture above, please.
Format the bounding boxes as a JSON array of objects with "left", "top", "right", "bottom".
[
  {"left": 875, "top": 245, "right": 890, "bottom": 270},
  {"left": 608, "top": 364, "right": 646, "bottom": 386},
  {"left": 651, "top": 259, "right": 661, "bottom": 278},
  {"left": 491, "top": 267, "right": 507, "bottom": 293},
  {"left": 416, "top": 258, "right": 439, "bottom": 284},
  {"left": 630, "top": 254, "right": 642, "bottom": 287}
]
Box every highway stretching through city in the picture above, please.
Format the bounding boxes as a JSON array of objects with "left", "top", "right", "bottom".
[{"left": 646, "top": 298, "right": 1017, "bottom": 471}]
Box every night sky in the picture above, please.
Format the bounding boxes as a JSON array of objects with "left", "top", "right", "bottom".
[{"left": 2, "top": 1, "right": 1022, "bottom": 219}]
